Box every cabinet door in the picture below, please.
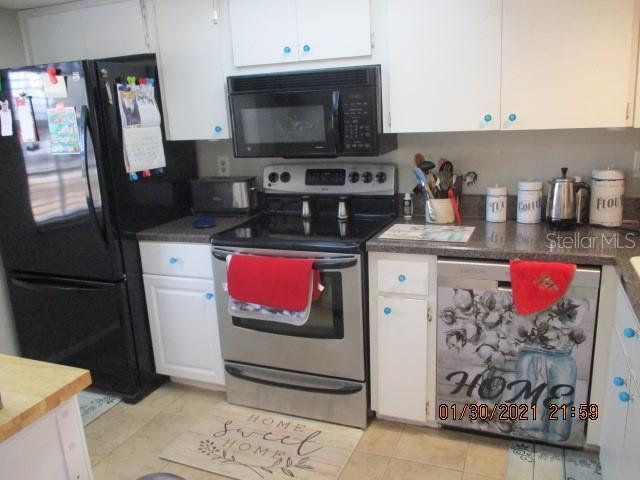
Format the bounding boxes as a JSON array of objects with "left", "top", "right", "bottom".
[
  {"left": 621, "top": 377, "right": 640, "bottom": 479},
  {"left": 600, "top": 333, "right": 631, "bottom": 480},
  {"left": 152, "top": 0, "right": 229, "bottom": 140},
  {"left": 228, "top": 0, "right": 299, "bottom": 67},
  {"left": 143, "top": 274, "right": 224, "bottom": 385},
  {"left": 377, "top": 296, "right": 428, "bottom": 422},
  {"left": 387, "top": 0, "right": 501, "bottom": 133},
  {"left": 501, "top": 0, "right": 637, "bottom": 130},
  {"left": 21, "top": 0, "right": 149, "bottom": 64},
  {"left": 296, "top": 0, "right": 371, "bottom": 62}
]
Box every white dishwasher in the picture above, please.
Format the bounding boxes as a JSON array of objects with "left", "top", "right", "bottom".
[{"left": 436, "top": 259, "right": 601, "bottom": 448}]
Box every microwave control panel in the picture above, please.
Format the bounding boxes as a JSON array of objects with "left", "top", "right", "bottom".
[{"left": 342, "top": 90, "right": 375, "bottom": 154}]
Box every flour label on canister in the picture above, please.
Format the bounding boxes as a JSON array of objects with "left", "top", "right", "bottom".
[{"left": 589, "top": 168, "right": 624, "bottom": 227}]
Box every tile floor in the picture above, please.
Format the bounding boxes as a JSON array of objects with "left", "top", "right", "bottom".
[{"left": 85, "top": 383, "right": 508, "bottom": 480}]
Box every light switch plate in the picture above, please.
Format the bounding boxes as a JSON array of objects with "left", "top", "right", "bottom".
[
  {"left": 217, "top": 156, "right": 230, "bottom": 177},
  {"left": 634, "top": 151, "right": 640, "bottom": 178}
]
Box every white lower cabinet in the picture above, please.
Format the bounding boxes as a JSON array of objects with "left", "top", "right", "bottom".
[
  {"left": 143, "top": 274, "right": 224, "bottom": 385},
  {"left": 369, "top": 252, "right": 437, "bottom": 424}
]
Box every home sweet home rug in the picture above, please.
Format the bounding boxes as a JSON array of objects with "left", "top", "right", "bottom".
[{"left": 160, "top": 402, "right": 363, "bottom": 480}]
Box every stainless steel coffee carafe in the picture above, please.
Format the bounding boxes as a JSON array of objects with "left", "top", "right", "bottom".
[{"left": 546, "top": 167, "right": 590, "bottom": 230}]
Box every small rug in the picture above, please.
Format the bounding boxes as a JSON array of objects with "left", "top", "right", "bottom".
[
  {"left": 160, "top": 402, "right": 363, "bottom": 480},
  {"left": 507, "top": 441, "right": 602, "bottom": 480},
  {"left": 77, "top": 390, "right": 121, "bottom": 426}
]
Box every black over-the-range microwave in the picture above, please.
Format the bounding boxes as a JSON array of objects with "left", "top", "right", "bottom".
[{"left": 227, "top": 65, "right": 398, "bottom": 158}]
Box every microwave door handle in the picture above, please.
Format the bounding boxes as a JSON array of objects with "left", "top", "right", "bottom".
[{"left": 331, "top": 90, "right": 342, "bottom": 153}]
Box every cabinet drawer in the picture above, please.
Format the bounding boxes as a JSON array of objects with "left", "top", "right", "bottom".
[
  {"left": 378, "top": 259, "right": 429, "bottom": 296},
  {"left": 616, "top": 286, "right": 640, "bottom": 378},
  {"left": 139, "top": 242, "right": 213, "bottom": 279}
]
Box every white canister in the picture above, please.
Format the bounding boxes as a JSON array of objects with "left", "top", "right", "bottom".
[
  {"left": 589, "top": 168, "right": 625, "bottom": 227},
  {"left": 486, "top": 185, "right": 507, "bottom": 222},
  {"left": 516, "top": 180, "right": 543, "bottom": 224}
]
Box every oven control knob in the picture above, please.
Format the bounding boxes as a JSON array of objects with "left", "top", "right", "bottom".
[
  {"left": 362, "top": 171, "right": 373, "bottom": 183},
  {"left": 280, "top": 171, "right": 291, "bottom": 183},
  {"left": 268, "top": 172, "right": 279, "bottom": 183},
  {"left": 376, "top": 171, "right": 387, "bottom": 183},
  {"left": 348, "top": 172, "right": 360, "bottom": 183}
]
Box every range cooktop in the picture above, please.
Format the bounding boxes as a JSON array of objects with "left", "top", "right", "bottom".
[{"left": 210, "top": 213, "right": 394, "bottom": 253}]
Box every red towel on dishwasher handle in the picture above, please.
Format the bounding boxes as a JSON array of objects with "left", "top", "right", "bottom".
[
  {"left": 227, "top": 255, "right": 322, "bottom": 312},
  {"left": 509, "top": 259, "right": 576, "bottom": 315}
]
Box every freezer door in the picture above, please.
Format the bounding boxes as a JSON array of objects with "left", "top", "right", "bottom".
[
  {"left": 0, "top": 62, "right": 122, "bottom": 280},
  {"left": 8, "top": 273, "right": 140, "bottom": 395}
]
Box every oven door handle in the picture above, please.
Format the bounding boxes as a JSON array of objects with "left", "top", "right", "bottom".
[
  {"left": 212, "top": 250, "right": 357, "bottom": 270},
  {"left": 225, "top": 365, "right": 362, "bottom": 395}
]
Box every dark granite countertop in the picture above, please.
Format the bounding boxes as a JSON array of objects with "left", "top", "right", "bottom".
[
  {"left": 367, "top": 218, "right": 640, "bottom": 321},
  {"left": 137, "top": 215, "right": 253, "bottom": 244}
]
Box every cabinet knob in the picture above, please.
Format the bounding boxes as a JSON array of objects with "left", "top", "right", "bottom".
[
  {"left": 303, "top": 44, "right": 311, "bottom": 52},
  {"left": 214, "top": 126, "right": 222, "bottom": 133},
  {"left": 613, "top": 376, "right": 625, "bottom": 387},
  {"left": 283, "top": 46, "right": 291, "bottom": 54},
  {"left": 398, "top": 274, "right": 406, "bottom": 282},
  {"left": 619, "top": 391, "right": 631, "bottom": 402},
  {"left": 623, "top": 328, "right": 637, "bottom": 338},
  {"left": 508, "top": 113, "right": 517, "bottom": 122},
  {"left": 169, "top": 257, "right": 178, "bottom": 264},
  {"left": 383, "top": 307, "right": 392, "bottom": 315},
  {"left": 484, "top": 114, "right": 492, "bottom": 122},
  {"left": 205, "top": 292, "right": 214, "bottom": 300}
]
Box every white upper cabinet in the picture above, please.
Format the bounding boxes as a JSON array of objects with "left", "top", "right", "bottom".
[
  {"left": 295, "top": 0, "right": 371, "bottom": 63},
  {"left": 387, "top": 0, "right": 501, "bottom": 133},
  {"left": 150, "top": 0, "right": 229, "bottom": 140},
  {"left": 229, "top": 0, "right": 300, "bottom": 67},
  {"left": 501, "top": 0, "right": 638, "bottom": 130},
  {"left": 228, "top": 0, "right": 371, "bottom": 67},
  {"left": 20, "top": 0, "right": 150, "bottom": 64}
]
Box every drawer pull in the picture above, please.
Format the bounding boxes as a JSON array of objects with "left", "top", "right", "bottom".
[
  {"left": 169, "top": 257, "right": 178, "bottom": 265},
  {"left": 205, "top": 292, "right": 214, "bottom": 300},
  {"left": 383, "top": 307, "right": 392, "bottom": 315},
  {"left": 613, "top": 376, "right": 625, "bottom": 387},
  {"left": 398, "top": 274, "right": 406, "bottom": 282},
  {"left": 619, "top": 392, "right": 631, "bottom": 402},
  {"left": 623, "top": 328, "right": 637, "bottom": 338}
]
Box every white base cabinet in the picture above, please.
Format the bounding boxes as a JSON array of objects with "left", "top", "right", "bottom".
[
  {"left": 139, "top": 241, "right": 225, "bottom": 386},
  {"left": 369, "top": 252, "right": 437, "bottom": 424},
  {"left": 601, "top": 277, "right": 640, "bottom": 479}
]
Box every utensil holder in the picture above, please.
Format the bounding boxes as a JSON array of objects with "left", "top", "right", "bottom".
[{"left": 426, "top": 198, "right": 455, "bottom": 224}]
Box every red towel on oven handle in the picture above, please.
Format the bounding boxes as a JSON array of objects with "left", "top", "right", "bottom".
[
  {"left": 509, "top": 259, "right": 576, "bottom": 315},
  {"left": 227, "top": 255, "right": 321, "bottom": 311}
]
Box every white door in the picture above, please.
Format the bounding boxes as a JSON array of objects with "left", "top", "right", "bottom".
[
  {"left": 501, "top": 0, "right": 637, "bottom": 130},
  {"left": 377, "top": 296, "right": 428, "bottom": 422},
  {"left": 21, "top": 0, "right": 149, "bottom": 64},
  {"left": 228, "top": 0, "right": 299, "bottom": 67},
  {"left": 387, "top": 0, "right": 501, "bottom": 133},
  {"left": 143, "top": 274, "right": 224, "bottom": 385},
  {"left": 151, "top": 0, "right": 229, "bottom": 140},
  {"left": 600, "top": 333, "right": 631, "bottom": 480},
  {"left": 295, "top": 0, "right": 371, "bottom": 63},
  {"left": 621, "top": 377, "right": 639, "bottom": 480}
]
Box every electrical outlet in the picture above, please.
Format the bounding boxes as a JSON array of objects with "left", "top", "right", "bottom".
[
  {"left": 634, "top": 151, "right": 640, "bottom": 179},
  {"left": 217, "top": 156, "right": 230, "bottom": 177}
]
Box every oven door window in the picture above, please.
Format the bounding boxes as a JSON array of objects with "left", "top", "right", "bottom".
[
  {"left": 230, "top": 91, "right": 339, "bottom": 157},
  {"left": 232, "top": 272, "right": 344, "bottom": 339}
]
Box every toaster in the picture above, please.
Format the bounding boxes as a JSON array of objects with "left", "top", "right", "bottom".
[{"left": 191, "top": 176, "right": 258, "bottom": 214}]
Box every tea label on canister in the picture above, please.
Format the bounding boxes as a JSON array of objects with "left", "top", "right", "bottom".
[
  {"left": 486, "top": 185, "right": 507, "bottom": 223},
  {"left": 517, "top": 180, "right": 543, "bottom": 224},
  {"left": 589, "top": 168, "right": 625, "bottom": 227}
]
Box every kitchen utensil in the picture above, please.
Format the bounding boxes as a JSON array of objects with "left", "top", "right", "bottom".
[
  {"left": 463, "top": 171, "right": 478, "bottom": 187},
  {"left": 413, "top": 167, "right": 428, "bottom": 190},
  {"left": 546, "top": 167, "right": 590, "bottom": 230},
  {"left": 448, "top": 189, "right": 462, "bottom": 224},
  {"left": 439, "top": 159, "right": 454, "bottom": 173},
  {"left": 414, "top": 153, "right": 436, "bottom": 173},
  {"left": 426, "top": 198, "right": 455, "bottom": 224}
]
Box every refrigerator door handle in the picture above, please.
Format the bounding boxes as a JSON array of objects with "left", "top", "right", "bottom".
[
  {"left": 81, "top": 106, "right": 108, "bottom": 248},
  {"left": 11, "top": 275, "right": 113, "bottom": 292}
]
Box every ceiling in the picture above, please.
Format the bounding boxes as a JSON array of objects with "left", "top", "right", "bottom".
[{"left": 0, "top": 0, "right": 76, "bottom": 10}]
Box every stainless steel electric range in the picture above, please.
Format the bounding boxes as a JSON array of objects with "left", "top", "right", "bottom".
[{"left": 211, "top": 163, "right": 396, "bottom": 428}]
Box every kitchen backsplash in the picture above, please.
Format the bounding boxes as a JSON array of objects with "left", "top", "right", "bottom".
[{"left": 196, "top": 129, "right": 640, "bottom": 198}]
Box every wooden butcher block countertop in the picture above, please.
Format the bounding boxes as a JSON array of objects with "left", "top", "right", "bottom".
[{"left": 0, "top": 354, "right": 91, "bottom": 443}]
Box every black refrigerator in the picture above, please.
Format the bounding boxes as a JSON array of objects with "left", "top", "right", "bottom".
[{"left": 0, "top": 54, "right": 197, "bottom": 402}]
